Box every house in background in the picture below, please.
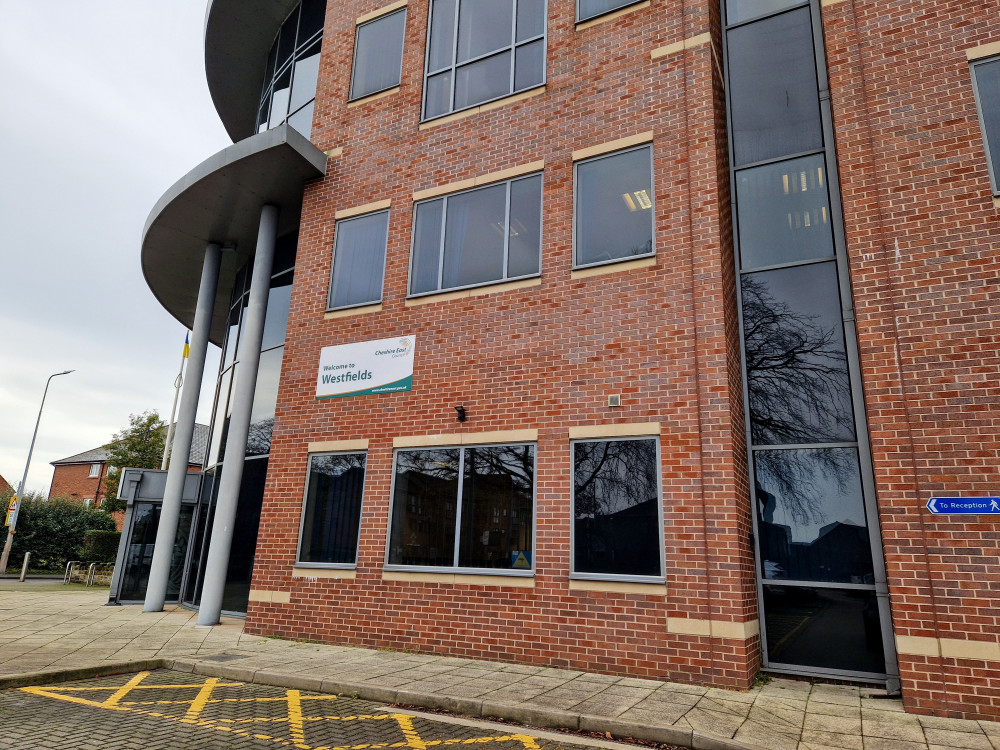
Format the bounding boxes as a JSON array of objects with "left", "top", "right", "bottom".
[
  {"left": 49, "top": 424, "right": 209, "bottom": 509},
  {"left": 0, "top": 474, "right": 12, "bottom": 495}
]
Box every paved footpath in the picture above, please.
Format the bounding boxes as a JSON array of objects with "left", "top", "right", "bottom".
[{"left": 1, "top": 581, "right": 998, "bottom": 750}]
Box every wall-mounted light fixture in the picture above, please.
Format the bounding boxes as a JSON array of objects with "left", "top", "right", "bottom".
[{"left": 455, "top": 405, "right": 467, "bottom": 422}]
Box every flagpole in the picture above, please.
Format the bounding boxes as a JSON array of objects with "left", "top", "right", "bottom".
[{"left": 161, "top": 332, "right": 190, "bottom": 470}]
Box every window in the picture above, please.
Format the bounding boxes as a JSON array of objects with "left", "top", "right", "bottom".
[
  {"left": 89, "top": 463, "right": 101, "bottom": 478},
  {"left": 578, "top": 0, "right": 642, "bottom": 23},
  {"left": 410, "top": 174, "right": 542, "bottom": 295},
  {"left": 83, "top": 498, "right": 93, "bottom": 508},
  {"left": 972, "top": 56, "right": 1000, "bottom": 195},
  {"left": 256, "top": 0, "right": 327, "bottom": 139},
  {"left": 387, "top": 444, "right": 535, "bottom": 571},
  {"left": 574, "top": 146, "right": 655, "bottom": 268},
  {"left": 328, "top": 210, "right": 390, "bottom": 309},
  {"left": 423, "top": 0, "right": 546, "bottom": 120},
  {"left": 297, "top": 452, "right": 367, "bottom": 565},
  {"left": 350, "top": 9, "right": 406, "bottom": 101},
  {"left": 572, "top": 437, "right": 662, "bottom": 578}
]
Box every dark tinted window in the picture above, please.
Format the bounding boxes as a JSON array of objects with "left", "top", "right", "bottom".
[
  {"left": 389, "top": 445, "right": 535, "bottom": 570},
  {"left": 261, "top": 272, "right": 293, "bottom": 350},
  {"left": 575, "top": 146, "right": 654, "bottom": 267},
  {"left": 221, "top": 457, "right": 268, "bottom": 612},
  {"left": 350, "top": 9, "right": 406, "bottom": 100},
  {"left": 247, "top": 347, "right": 283, "bottom": 457},
  {"left": 737, "top": 154, "right": 834, "bottom": 269},
  {"left": 728, "top": 7, "right": 822, "bottom": 165},
  {"left": 578, "top": 0, "right": 643, "bottom": 23},
  {"left": 755, "top": 448, "right": 874, "bottom": 584},
  {"left": 763, "top": 586, "right": 885, "bottom": 673},
  {"left": 742, "top": 262, "right": 855, "bottom": 445},
  {"left": 458, "top": 446, "right": 534, "bottom": 569},
  {"left": 973, "top": 57, "right": 1000, "bottom": 194},
  {"left": 388, "top": 449, "right": 460, "bottom": 566},
  {"left": 298, "top": 453, "right": 366, "bottom": 564},
  {"left": 725, "top": 0, "right": 804, "bottom": 25},
  {"left": 573, "top": 438, "right": 661, "bottom": 577},
  {"left": 410, "top": 175, "right": 542, "bottom": 295},
  {"left": 328, "top": 211, "right": 390, "bottom": 309}
]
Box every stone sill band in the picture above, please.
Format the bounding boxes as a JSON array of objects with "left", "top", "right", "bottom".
[
  {"left": 356, "top": 0, "right": 407, "bottom": 26},
  {"left": 896, "top": 634, "right": 1000, "bottom": 662},
  {"left": 325, "top": 303, "right": 382, "bottom": 320},
  {"left": 404, "top": 277, "right": 541, "bottom": 306},
  {"left": 571, "top": 257, "right": 656, "bottom": 279},
  {"left": 575, "top": 1, "right": 650, "bottom": 32},
  {"left": 413, "top": 160, "right": 545, "bottom": 202},
  {"left": 347, "top": 87, "right": 400, "bottom": 109},
  {"left": 572, "top": 132, "right": 653, "bottom": 162},
  {"left": 418, "top": 87, "right": 545, "bottom": 131}
]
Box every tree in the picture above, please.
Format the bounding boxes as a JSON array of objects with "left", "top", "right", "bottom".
[
  {"left": 101, "top": 411, "right": 166, "bottom": 513},
  {"left": 8, "top": 494, "right": 116, "bottom": 569}
]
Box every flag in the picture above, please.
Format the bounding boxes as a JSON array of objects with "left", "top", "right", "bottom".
[{"left": 183, "top": 332, "right": 190, "bottom": 359}]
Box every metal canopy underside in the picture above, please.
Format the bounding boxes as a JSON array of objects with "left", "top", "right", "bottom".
[
  {"left": 205, "top": 0, "right": 300, "bottom": 142},
  {"left": 141, "top": 124, "right": 326, "bottom": 345}
]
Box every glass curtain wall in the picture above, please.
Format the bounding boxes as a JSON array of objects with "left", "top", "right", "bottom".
[
  {"left": 722, "top": 0, "right": 898, "bottom": 683},
  {"left": 181, "top": 235, "right": 297, "bottom": 614}
]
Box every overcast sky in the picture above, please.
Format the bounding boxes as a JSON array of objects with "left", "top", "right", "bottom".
[{"left": 0, "top": 1, "right": 232, "bottom": 494}]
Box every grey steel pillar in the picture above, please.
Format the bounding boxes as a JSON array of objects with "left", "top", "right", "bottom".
[
  {"left": 198, "top": 205, "right": 277, "bottom": 626},
  {"left": 143, "top": 243, "right": 221, "bottom": 612}
]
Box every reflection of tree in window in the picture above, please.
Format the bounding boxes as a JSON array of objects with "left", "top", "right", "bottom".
[
  {"left": 573, "top": 439, "right": 660, "bottom": 577},
  {"left": 742, "top": 272, "right": 859, "bottom": 538},
  {"left": 742, "top": 273, "right": 853, "bottom": 446}
]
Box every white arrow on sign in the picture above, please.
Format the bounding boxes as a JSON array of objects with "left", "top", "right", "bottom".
[{"left": 927, "top": 498, "right": 937, "bottom": 513}]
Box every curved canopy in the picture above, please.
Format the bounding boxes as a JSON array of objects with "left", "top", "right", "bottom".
[
  {"left": 141, "top": 124, "right": 327, "bottom": 345},
  {"left": 204, "top": 0, "right": 300, "bottom": 142}
]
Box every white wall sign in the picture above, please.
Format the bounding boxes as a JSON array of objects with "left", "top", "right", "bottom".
[{"left": 316, "top": 335, "right": 415, "bottom": 399}]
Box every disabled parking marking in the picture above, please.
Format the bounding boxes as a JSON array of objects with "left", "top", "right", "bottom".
[{"left": 20, "top": 672, "right": 543, "bottom": 750}]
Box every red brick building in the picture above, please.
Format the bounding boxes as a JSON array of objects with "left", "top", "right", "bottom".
[
  {"left": 49, "top": 425, "right": 209, "bottom": 508},
  {"left": 136, "top": 0, "right": 1000, "bottom": 720}
]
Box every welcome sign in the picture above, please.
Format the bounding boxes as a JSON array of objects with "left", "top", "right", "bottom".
[{"left": 316, "top": 335, "right": 415, "bottom": 399}]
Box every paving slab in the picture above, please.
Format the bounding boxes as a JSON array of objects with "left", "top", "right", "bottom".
[{"left": 3, "top": 582, "right": 998, "bottom": 750}]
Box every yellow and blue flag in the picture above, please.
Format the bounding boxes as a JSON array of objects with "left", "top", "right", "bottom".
[{"left": 183, "top": 332, "right": 190, "bottom": 358}]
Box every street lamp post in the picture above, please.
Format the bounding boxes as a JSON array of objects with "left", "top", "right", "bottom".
[{"left": 0, "top": 369, "right": 74, "bottom": 573}]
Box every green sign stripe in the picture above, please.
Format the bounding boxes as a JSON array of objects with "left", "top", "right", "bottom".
[{"left": 317, "top": 375, "right": 412, "bottom": 400}]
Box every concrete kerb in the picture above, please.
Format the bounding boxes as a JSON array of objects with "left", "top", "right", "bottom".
[
  {"left": 172, "top": 658, "right": 756, "bottom": 750},
  {"left": 0, "top": 655, "right": 761, "bottom": 750}
]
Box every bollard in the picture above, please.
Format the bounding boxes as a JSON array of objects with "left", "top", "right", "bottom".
[{"left": 19, "top": 552, "right": 30, "bottom": 582}]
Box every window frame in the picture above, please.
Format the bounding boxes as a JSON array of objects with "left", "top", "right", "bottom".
[
  {"left": 420, "top": 0, "right": 548, "bottom": 122},
  {"left": 349, "top": 7, "right": 407, "bottom": 102},
  {"left": 89, "top": 463, "right": 101, "bottom": 478},
  {"left": 572, "top": 144, "right": 657, "bottom": 270},
  {"left": 295, "top": 450, "right": 369, "bottom": 569},
  {"left": 569, "top": 435, "right": 665, "bottom": 583},
  {"left": 327, "top": 209, "right": 391, "bottom": 311},
  {"left": 406, "top": 172, "right": 543, "bottom": 298},
  {"left": 384, "top": 442, "right": 537, "bottom": 575},
  {"left": 971, "top": 55, "right": 1000, "bottom": 196},
  {"left": 576, "top": 0, "right": 644, "bottom": 24}
]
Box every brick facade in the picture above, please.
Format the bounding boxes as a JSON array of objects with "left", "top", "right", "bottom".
[
  {"left": 48, "top": 462, "right": 108, "bottom": 507},
  {"left": 226, "top": 0, "right": 999, "bottom": 720}
]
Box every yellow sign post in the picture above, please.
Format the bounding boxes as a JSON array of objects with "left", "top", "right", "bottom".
[{"left": 5, "top": 496, "right": 18, "bottom": 528}]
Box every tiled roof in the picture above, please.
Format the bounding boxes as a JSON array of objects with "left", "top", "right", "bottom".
[{"left": 51, "top": 424, "right": 210, "bottom": 467}]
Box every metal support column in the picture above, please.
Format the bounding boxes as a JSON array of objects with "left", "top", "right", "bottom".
[
  {"left": 143, "top": 243, "right": 221, "bottom": 612},
  {"left": 197, "top": 205, "right": 277, "bottom": 626}
]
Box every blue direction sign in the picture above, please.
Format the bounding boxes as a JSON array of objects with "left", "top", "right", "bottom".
[{"left": 927, "top": 497, "right": 1000, "bottom": 514}]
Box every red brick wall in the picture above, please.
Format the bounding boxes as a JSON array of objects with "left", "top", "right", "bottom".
[
  {"left": 247, "top": 0, "right": 760, "bottom": 689},
  {"left": 49, "top": 463, "right": 106, "bottom": 506},
  {"left": 822, "top": 0, "right": 1000, "bottom": 719}
]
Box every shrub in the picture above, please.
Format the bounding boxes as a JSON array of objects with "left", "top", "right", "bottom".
[
  {"left": 81, "top": 530, "right": 121, "bottom": 562},
  {"left": 9, "top": 496, "right": 117, "bottom": 570}
]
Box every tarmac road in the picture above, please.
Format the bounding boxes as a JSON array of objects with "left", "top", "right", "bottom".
[{"left": 0, "top": 669, "right": 598, "bottom": 750}]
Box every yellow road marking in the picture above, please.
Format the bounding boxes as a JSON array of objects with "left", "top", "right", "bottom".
[
  {"left": 20, "top": 677, "right": 548, "bottom": 750},
  {"left": 182, "top": 676, "right": 219, "bottom": 723}
]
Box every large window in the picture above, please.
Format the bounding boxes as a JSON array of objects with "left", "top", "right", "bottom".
[
  {"left": 257, "top": 0, "right": 327, "bottom": 139},
  {"left": 328, "top": 210, "right": 390, "bottom": 309},
  {"left": 574, "top": 146, "right": 655, "bottom": 268},
  {"left": 422, "top": 0, "right": 546, "bottom": 120},
  {"left": 410, "top": 174, "right": 542, "bottom": 296},
  {"left": 298, "top": 452, "right": 367, "bottom": 566},
  {"left": 350, "top": 8, "right": 407, "bottom": 101},
  {"left": 972, "top": 56, "right": 1000, "bottom": 195},
  {"left": 387, "top": 444, "right": 535, "bottom": 571},
  {"left": 572, "top": 437, "right": 662, "bottom": 579}
]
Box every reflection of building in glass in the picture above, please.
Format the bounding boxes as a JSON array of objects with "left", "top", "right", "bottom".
[{"left": 127, "top": 0, "right": 1000, "bottom": 723}]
